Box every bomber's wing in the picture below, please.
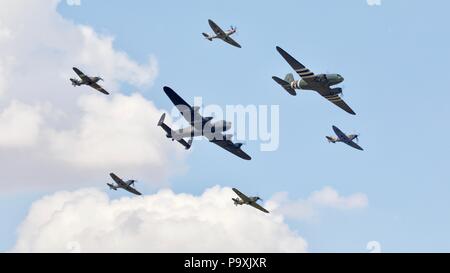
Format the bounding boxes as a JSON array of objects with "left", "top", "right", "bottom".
[
  {"left": 223, "top": 36, "right": 241, "bottom": 48},
  {"left": 125, "top": 186, "right": 142, "bottom": 196},
  {"left": 232, "top": 188, "right": 251, "bottom": 203},
  {"left": 88, "top": 81, "right": 110, "bottom": 95},
  {"left": 210, "top": 139, "right": 251, "bottom": 160},
  {"left": 72, "top": 67, "right": 90, "bottom": 81},
  {"left": 276, "top": 46, "right": 315, "bottom": 81},
  {"left": 163, "top": 86, "right": 202, "bottom": 126},
  {"left": 248, "top": 202, "right": 269, "bottom": 213},
  {"left": 345, "top": 140, "right": 364, "bottom": 151},
  {"left": 320, "top": 93, "right": 355, "bottom": 115},
  {"left": 208, "top": 19, "right": 226, "bottom": 36},
  {"left": 109, "top": 172, "right": 127, "bottom": 188}
]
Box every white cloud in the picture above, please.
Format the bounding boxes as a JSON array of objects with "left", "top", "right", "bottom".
[
  {"left": 0, "top": 101, "right": 44, "bottom": 148},
  {"left": 66, "top": 0, "right": 81, "bottom": 6},
  {"left": 267, "top": 186, "right": 368, "bottom": 221},
  {"left": 0, "top": 0, "right": 179, "bottom": 192},
  {"left": 12, "top": 186, "right": 308, "bottom": 253},
  {"left": 48, "top": 93, "right": 183, "bottom": 169},
  {"left": 367, "top": 0, "right": 382, "bottom": 6}
]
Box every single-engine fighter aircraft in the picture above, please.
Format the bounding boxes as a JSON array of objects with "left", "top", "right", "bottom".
[
  {"left": 161, "top": 86, "right": 251, "bottom": 160},
  {"left": 157, "top": 113, "right": 193, "bottom": 150},
  {"left": 326, "top": 125, "right": 363, "bottom": 151},
  {"left": 70, "top": 67, "right": 109, "bottom": 95},
  {"left": 107, "top": 172, "right": 142, "bottom": 195},
  {"left": 232, "top": 188, "right": 269, "bottom": 213},
  {"left": 272, "top": 46, "right": 356, "bottom": 115},
  {"left": 202, "top": 19, "right": 241, "bottom": 48}
]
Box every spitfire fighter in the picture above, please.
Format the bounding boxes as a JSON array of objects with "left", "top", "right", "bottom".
[
  {"left": 326, "top": 125, "right": 363, "bottom": 151},
  {"left": 232, "top": 188, "right": 269, "bottom": 213},
  {"left": 202, "top": 19, "right": 241, "bottom": 48},
  {"left": 70, "top": 67, "right": 109, "bottom": 95},
  {"left": 160, "top": 86, "right": 251, "bottom": 160},
  {"left": 107, "top": 172, "right": 142, "bottom": 195},
  {"left": 272, "top": 46, "right": 356, "bottom": 115}
]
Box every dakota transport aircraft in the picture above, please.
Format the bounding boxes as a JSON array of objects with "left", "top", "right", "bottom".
[
  {"left": 161, "top": 86, "right": 251, "bottom": 160},
  {"left": 326, "top": 125, "right": 364, "bottom": 151},
  {"left": 272, "top": 46, "right": 356, "bottom": 115},
  {"left": 70, "top": 67, "right": 110, "bottom": 95},
  {"left": 202, "top": 19, "right": 241, "bottom": 48}
]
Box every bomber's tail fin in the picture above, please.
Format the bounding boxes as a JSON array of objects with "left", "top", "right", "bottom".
[
  {"left": 202, "top": 33, "right": 212, "bottom": 41},
  {"left": 157, "top": 113, "right": 166, "bottom": 127},
  {"left": 272, "top": 76, "right": 296, "bottom": 96},
  {"left": 107, "top": 183, "right": 117, "bottom": 190}
]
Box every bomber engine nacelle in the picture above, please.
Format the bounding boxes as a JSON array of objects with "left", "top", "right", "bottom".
[
  {"left": 210, "top": 120, "right": 232, "bottom": 133},
  {"left": 330, "top": 88, "right": 342, "bottom": 96},
  {"left": 234, "top": 143, "right": 243, "bottom": 149}
]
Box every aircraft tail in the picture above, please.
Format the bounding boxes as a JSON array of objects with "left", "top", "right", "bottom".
[
  {"left": 272, "top": 76, "right": 296, "bottom": 96},
  {"left": 202, "top": 33, "right": 212, "bottom": 41},
  {"left": 284, "top": 73, "right": 295, "bottom": 84},
  {"left": 70, "top": 78, "right": 80, "bottom": 86},
  {"left": 326, "top": 136, "right": 336, "bottom": 143},
  {"left": 157, "top": 113, "right": 166, "bottom": 127},
  {"left": 232, "top": 198, "right": 239, "bottom": 206},
  {"left": 107, "top": 183, "right": 117, "bottom": 190}
]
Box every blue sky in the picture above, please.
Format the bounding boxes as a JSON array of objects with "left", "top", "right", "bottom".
[{"left": 1, "top": 0, "right": 450, "bottom": 252}]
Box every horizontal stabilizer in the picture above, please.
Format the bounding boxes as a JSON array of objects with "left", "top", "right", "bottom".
[
  {"left": 272, "top": 76, "right": 296, "bottom": 96},
  {"left": 202, "top": 33, "right": 212, "bottom": 41}
]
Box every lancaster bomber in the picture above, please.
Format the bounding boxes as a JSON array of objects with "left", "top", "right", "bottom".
[
  {"left": 107, "top": 172, "right": 142, "bottom": 195},
  {"left": 160, "top": 86, "right": 251, "bottom": 160},
  {"left": 70, "top": 67, "right": 109, "bottom": 95},
  {"left": 202, "top": 19, "right": 241, "bottom": 48},
  {"left": 232, "top": 188, "right": 269, "bottom": 213},
  {"left": 272, "top": 46, "right": 356, "bottom": 115},
  {"left": 326, "top": 125, "right": 363, "bottom": 151}
]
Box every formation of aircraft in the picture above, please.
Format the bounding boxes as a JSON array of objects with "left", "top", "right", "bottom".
[
  {"left": 107, "top": 172, "right": 142, "bottom": 195},
  {"left": 70, "top": 67, "right": 110, "bottom": 95},
  {"left": 326, "top": 126, "right": 364, "bottom": 151},
  {"left": 202, "top": 19, "right": 241, "bottom": 48},
  {"left": 272, "top": 46, "right": 356, "bottom": 115},
  {"left": 232, "top": 188, "right": 269, "bottom": 213},
  {"left": 65, "top": 19, "right": 363, "bottom": 212},
  {"left": 160, "top": 86, "right": 251, "bottom": 160}
]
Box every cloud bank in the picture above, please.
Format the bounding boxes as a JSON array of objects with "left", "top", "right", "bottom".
[{"left": 12, "top": 186, "right": 308, "bottom": 252}]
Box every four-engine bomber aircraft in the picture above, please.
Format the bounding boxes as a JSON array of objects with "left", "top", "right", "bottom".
[
  {"left": 272, "top": 46, "right": 356, "bottom": 115},
  {"left": 70, "top": 67, "right": 110, "bottom": 95},
  {"left": 157, "top": 113, "right": 193, "bottom": 150},
  {"left": 232, "top": 188, "right": 269, "bottom": 213},
  {"left": 107, "top": 172, "right": 142, "bottom": 195},
  {"left": 202, "top": 19, "right": 241, "bottom": 48},
  {"left": 161, "top": 86, "right": 251, "bottom": 160},
  {"left": 326, "top": 125, "right": 363, "bottom": 151}
]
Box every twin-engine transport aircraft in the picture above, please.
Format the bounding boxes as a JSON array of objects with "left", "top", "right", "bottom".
[
  {"left": 272, "top": 46, "right": 356, "bottom": 115},
  {"left": 107, "top": 172, "right": 142, "bottom": 195},
  {"left": 326, "top": 125, "right": 363, "bottom": 151},
  {"left": 161, "top": 86, "right": 251, "bottom": 160},
  {"left": 202, "top": 19, "right": 241, "bottom": 48},
  {"left": 232, "top": 188, "right": 269, "bottom": 213},
  {"left": 70, "top": 67, "right": 109, "bottom": 95}
]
